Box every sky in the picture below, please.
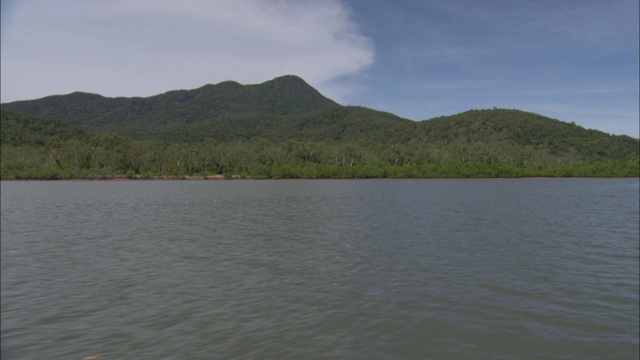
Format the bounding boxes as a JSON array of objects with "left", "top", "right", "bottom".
[{"left": 1, "top": 0, "right": 638, "bottom": 137}]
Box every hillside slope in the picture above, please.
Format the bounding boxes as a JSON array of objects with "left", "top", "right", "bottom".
[
  {"left": 2, "top": 105, "right": 638, "bottom": 178},
  {"left": 0, "top": 109, "right": 87, "bottom": 146},
  {"left": 1, "top": 75, "right": 342, "bottom": 138},
  {"left": 416, "top": 109, "right": 639, "bottom": 162},
  {"left": 2, "top": 75, "right": 638, "bottom": 166}
]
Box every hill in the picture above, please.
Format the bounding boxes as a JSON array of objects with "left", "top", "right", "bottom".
[
  {"left": 0, "top": 109, "right": 87, "bottom": 146},
  {"left": 416, "top": 109, "right": 639, "bottom": 163},
  {"left": 2, "top": 75, "right": 338, "bottom": 137},
  {"left": 1, "top": 75, "right": 638, "bottom": 179},
  {"left": 2, "top": 75, "right": 417, "bottom": 144}
]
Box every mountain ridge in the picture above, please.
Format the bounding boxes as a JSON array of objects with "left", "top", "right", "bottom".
[
  {"left": 1, "top": 75, "right": 342, "bottom": 137},
  {"left": 1, "top": 75, "right": 638, "bottom": 160},
  {"left": 2, "top": 73, "right": 638, "bottom": 179}
]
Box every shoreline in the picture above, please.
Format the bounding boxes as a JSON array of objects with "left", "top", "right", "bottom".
[
  {"left": 1, "top": 175, "right": 637, "bottom": 181},
  {"left": 0, "top": 175, "right": 249, "bottom": 181}
]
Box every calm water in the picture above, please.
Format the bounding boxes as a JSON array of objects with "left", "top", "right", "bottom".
[{"left": 1, "top": 179, "right": 638, "bottom": 359}]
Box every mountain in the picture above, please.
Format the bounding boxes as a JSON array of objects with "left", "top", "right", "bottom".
[
  {"left": 1, "top": 75, "right": 346, "bottom": 139},
  {"left": 2, "top": 75, "right": 638, "bottom": 165},
  {"left": 416, "top": 109, "right": 639, "bottom": 161},
  {"left": 0, "top": 109, "right": 87, "bottom": 146},
  {"left": 2, "top": 74, "right": 639, "bottom": 179}
]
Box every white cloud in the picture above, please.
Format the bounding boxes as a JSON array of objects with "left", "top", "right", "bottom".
[{"left": 1, "top": 0, "right": 373, "bottom": 102}]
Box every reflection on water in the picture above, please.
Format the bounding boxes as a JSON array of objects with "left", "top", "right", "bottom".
[{"left": 1, "top": 179, "right": 638, "bottom": 359}]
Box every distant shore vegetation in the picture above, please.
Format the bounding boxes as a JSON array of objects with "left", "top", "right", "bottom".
[
  {"left": 2, "top": 133, "right": 637, "bottom": 180},
  {"left": 1, "top": 75, "right": 638, "bottom": 180}
]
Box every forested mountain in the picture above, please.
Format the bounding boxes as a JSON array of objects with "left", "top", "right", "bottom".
[
  {"left": 415, "top": 109, "right": 639, "bottom": 163},
  {"left": 1, "top": 110, "right": 87, "bottom": 146},
  {"left": 2, "top": 75, "right": 342, "bottom": 138},
  {"left": 1, "top": 75, "right": 638, "bottom": 179}
]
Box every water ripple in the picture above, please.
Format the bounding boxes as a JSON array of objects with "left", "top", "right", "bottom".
[{"left": 1, "top": 179, "right": 638, "bottom": 359}]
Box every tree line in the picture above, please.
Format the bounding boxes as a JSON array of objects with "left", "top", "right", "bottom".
[
  {"left": 2, "top": 108, "right": 638, "bottom": 179},
  {"left": 2, "top": 134, "right": 637, "bottom": 179}
]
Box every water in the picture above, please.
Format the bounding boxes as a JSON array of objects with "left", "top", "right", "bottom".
[{"left": 1, "top": 179, "right": 638, "bottom": 359}]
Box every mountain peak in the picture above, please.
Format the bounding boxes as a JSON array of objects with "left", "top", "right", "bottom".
[
  {"left": 213, "top": 80, "right": 242, "bottom": 88},
  {"left": 260, "top": 74, "right": 316, "bottom": 92},
  {"left": 268, "top": 74, "right": 307, "bottom": 84},
  {"left": 256, "top": 75, "right": 338, "bottom": 113},
  {"left": 58, "top": 91, "right": 104, "bottom": 101},
  {"left": 0, "top": 75, "right": 340, "bottom": 130}
]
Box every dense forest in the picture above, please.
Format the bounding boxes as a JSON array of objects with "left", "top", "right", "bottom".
[{"left": 1, "top": 76, "right": 638, "bottom": 179}]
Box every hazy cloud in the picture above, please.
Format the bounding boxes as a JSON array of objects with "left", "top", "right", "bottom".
[{"left": 1, "top": 0, "right": 373, "bottom": 102}]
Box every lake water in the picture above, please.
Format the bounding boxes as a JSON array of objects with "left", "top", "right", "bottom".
[{"left": 1, "top": 179, "right": 638, "bottom": 359}]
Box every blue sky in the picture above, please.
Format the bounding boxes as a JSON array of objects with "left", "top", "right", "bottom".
[{"left": 1, "top": 0, "right": 638, "bottom": 137}]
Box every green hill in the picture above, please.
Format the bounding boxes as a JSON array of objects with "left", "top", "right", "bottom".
[
  {"left": 2, "top": 75, "right": 638, "bottom": 179},
  {"left": 146, "top": 105, "right": 415, "bottom": 143},
  {"left": 2, "top": 75, "right": 343, "bottom": 138},
  {"left": 415, "top": 109, "right": 639, "bottom": 163},
  {"left": 0, "top": 109, "right": 87, "bottom": 146},
  {"left": 2, "top": 75, "right": 418, "bottom": 144}
]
